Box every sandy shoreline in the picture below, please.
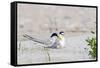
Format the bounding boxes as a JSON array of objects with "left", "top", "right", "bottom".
[{"left": 17, "top": 33, "right": 95, "bottom": 64}]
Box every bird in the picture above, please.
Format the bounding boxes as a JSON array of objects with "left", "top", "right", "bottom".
[
  {"left": 23, "top": 31, "right": 65, "bottom": 49},
  {"left": 50, "top": 31, "right": 65, "bottom": 48}
]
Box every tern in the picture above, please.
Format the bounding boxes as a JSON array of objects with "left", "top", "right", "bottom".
[{"left": 23, "top": 31, "right": 65, "bottom": 49}]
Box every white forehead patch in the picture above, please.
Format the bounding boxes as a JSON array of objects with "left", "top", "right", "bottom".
[{"left": 61, "top": 33, "right": 64, "bottom": 35}]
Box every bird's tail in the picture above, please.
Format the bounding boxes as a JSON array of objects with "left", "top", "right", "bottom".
[{"left": 23, "top": 34, "right": 51, "bottom": 46}]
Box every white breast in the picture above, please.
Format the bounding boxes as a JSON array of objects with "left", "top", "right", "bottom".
[{"left": 59, "top": 38, "right": 65, "bottom": 47}]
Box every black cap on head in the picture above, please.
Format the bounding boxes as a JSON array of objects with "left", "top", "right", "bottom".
[{"left": 59, "top": 31, "right": 64, "bottom": 35}]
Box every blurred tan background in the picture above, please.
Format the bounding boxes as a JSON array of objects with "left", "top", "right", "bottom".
[
  {"left": 17, "top": 3, "right": 96, "bottom": 64},
  {"left": 17, "top": 3, "right": 96, "bottom": 41}
]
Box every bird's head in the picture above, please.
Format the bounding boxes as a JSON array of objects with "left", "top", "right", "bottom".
[
  {"left": 59, "top": 31, "right": 64, "bottom": 35},
  {"left": 58, "top": 31, "right": 64, "bottom": 40}
]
